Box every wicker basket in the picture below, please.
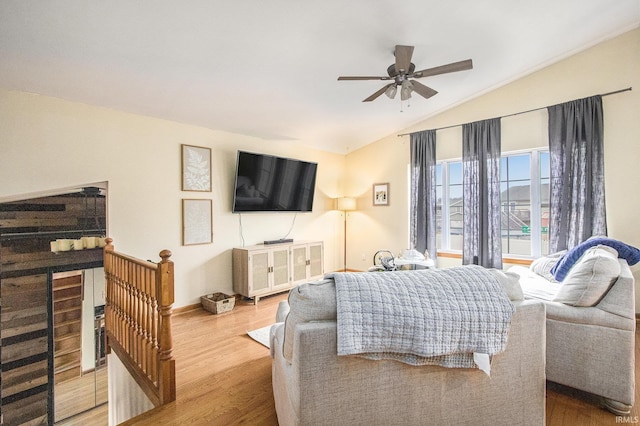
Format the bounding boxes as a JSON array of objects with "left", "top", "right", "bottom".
[{"left": 201, "top": 292, "right": 235, "bottom": 314}]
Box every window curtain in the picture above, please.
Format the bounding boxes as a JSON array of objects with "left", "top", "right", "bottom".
[
  {"left": 410, "top": 130, "right": 437, "bottom": 261},
  {"left": 548, "top": 95, "right": 606, "bottom": 252},
  {"left": 462, "top": 118, "right": 502, "bottom": 268}
]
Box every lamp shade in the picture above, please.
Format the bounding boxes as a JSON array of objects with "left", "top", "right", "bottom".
[
  {"left": 384, "top": 84, "right": 397, "bottom": 99},
  {"left": 337, "top": 197, "right": 356, "bottom": 211},
  {"left": 400, "top": 80, "right": 413, "bottom": 101}
]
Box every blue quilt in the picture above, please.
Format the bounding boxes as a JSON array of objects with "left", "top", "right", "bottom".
[{"left": 551, "top": 237, "right": 640, "bottom": 281}]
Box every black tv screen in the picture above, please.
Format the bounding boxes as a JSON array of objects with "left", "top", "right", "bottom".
[{"left": 232, "top": 151, "right": 318, "bottom": 212}]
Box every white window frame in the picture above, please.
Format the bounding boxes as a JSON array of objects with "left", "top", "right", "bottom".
[
  {"left": 434, "top": 160, "right": 460, "bottom": 253},
  {"left": 435, "top": 148, "right": 549, "bottom": 258}
]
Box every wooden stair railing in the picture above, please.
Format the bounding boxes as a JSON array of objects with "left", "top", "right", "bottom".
[{"left": 103, "top": 238, "right": 176, "bottom": 406}]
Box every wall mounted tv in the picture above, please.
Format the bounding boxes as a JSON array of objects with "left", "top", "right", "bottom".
[{"left": 232, "top": 151, "right": 318, "bottom": 213}]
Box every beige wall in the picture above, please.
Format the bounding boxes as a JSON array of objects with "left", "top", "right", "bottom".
[
  {"left": 346, "top": 28, "right": 640, "bottom": 303},
  {"left": 0, "top": 91, "right": 347, "bottom": 307},
  {"left": 2, "top": 28, "right": 638, "bottom": 308}
]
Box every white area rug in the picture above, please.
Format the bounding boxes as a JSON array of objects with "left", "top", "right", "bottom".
[{"left": 247, "top": 324, "right": 276, "bottom": 349}]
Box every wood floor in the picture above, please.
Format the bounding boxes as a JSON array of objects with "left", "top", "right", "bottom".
[
  {"left": 55, "top": 366, "right": 107, "bottom": 422},
  {"left": 65, "top": 292, "right": 639, "bottom": 425}
]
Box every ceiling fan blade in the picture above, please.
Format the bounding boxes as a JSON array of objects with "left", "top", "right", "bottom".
[
  {"left": 394, "top": 45, "right": 414, "bottom": 73},
  {"left": 410, "top": 80, "right": 438, "bottom": 99},
  {"left": 411, "top": 59, "right": 473, "bottom": 78},
  {"left": 363, "top": 84, "right": 393, "bottom": 102},
  {"left": 338, "top": 76, "right": 391, "bottom": 81}
]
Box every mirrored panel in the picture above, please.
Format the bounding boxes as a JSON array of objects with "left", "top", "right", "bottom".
[{"left": 54, "top": 268, "right": 107, "bottom": 422}]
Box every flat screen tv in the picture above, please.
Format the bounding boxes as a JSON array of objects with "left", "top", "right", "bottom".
[{"left": 232, "top": 151, "right": 318, "bottom": 213}]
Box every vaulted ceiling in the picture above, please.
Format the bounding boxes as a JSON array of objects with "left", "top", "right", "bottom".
[{"left": 1, "top": 1, "right": 638, "bottom": 153}]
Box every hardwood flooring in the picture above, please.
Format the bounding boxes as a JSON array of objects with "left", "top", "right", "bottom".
[
  {"left": 64, "top": 293, "right": 639, "bottom": 425},
  {"left": 55, "top": 366, "right": 107, "bottom": 422},
  {"left": 56, "top": 403, "right": 108, "bottom": 426}
]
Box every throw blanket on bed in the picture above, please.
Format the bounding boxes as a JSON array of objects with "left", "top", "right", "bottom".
[
  {"left": 551, "top": 237, "right": 640, "bottom": 281},
  {"left": 326, "top": 266, "right": 515, "bottom": 369}
]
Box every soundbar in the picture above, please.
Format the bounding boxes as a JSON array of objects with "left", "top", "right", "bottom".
[{"left": 264, "top": 238, "right": 294, "bottom": 245}]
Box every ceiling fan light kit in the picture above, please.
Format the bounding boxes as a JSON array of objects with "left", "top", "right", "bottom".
[
  {"left": 384, "top": 84, "right": 397, "bottom": 99},
  {"left": 400, "top": 80, "right": 413, "bottom": 101},
  {"left": 338, "top": 45, "right": 473, "bottom": 104}
]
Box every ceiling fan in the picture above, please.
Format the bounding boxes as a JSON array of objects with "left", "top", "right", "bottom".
[{"left": 337, "top": 45, "right": 473, "bottom": 103}]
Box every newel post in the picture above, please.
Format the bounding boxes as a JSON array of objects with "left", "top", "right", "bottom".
[
  {"left": 157, "top": 249, "right": 176, "bottom": 403},
  {"left": 104, "top": 237, "right": 114, "bottom": 252}
]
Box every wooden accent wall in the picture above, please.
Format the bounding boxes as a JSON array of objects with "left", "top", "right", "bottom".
[
  {"left": 0, "top": 192, "right": 106, "bottom": 271},
  {"left": 1, "top": 273, "right": 49, "bottom": 425},
  {"left": 0, "top": 190, "right": 105, "bottom": 425}
]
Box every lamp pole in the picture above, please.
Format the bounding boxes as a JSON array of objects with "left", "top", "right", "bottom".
[
  {"left": 343, "top": 212, "right": 348, "bottom": 271},
  {"left": 337, "top": 197, "right": 356, "bottom": 272}
]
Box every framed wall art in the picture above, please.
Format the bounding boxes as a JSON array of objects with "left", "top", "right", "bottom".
[
  {"left": 182, "top": 199, "right": 213, "bottom": 245},
  {"left": 181, "top": 144, "right": 212, "bottom": 191},
  {"left": 372, "top": 183, "right": 389, "bottom": 206}
]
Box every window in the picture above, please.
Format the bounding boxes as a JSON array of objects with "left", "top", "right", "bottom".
[
  {"left": 435, "top": 161, "right": 463, "bottom": 252},
  {"left": 501, "top": 154, "right": 532, "bottom": 256},
  {"left": 435, "top": 149, "right": 549, "bottom": 257},
  {"left": 539, "top": 151, "right": 550, "bottom": 255},
  {"left": 435, "top": 163, "right": 442, "bottom": 250}
]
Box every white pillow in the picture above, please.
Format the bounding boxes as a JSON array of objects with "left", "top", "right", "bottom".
[
  {"left": 487, "top": 268, "right": 524, "bottom": 301},
  {"left": 552, "top": 245, "right": 620, "bottom": 306},
  {"left": 529, "top": 250, "right": 566, "bottom": 282}
]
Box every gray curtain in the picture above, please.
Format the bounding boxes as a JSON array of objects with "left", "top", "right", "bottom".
[
  {"left": 410, "top": 130, "right": 437, "bottom": 261},
  {"left": 462, "top": 118, "right": 502, "bottom": 268},
  {"left": 548, "top": 95, "right": 606, "bottom": 252}
]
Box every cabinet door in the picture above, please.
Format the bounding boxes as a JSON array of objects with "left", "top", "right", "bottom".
[
  {"left": 248, "top": 251, "right": 270, "bottom": 294},
  {"left": 271, "top": 247, "right": 291, "bottom": 291},
  {"left": 308, "top": 242, "right": 324, "bottom": 279},
  {"left": 290, "top": 245, "right": 309, "bottom": 284}
]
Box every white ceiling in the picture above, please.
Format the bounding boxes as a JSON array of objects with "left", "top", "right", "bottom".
[{"left": 1, "top": 1, "right": 638, "bottom": 154}]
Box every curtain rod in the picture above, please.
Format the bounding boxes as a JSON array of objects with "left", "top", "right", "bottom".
[{"left": 397, "top": 87, "right": 632, "bottom": 137}]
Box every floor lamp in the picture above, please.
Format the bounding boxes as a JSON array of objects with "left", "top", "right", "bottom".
[{"left": 337, "top": 197, "right": 356, "bottom": 272}]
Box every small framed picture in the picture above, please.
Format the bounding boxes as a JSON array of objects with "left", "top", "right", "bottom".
[
  {"left": 373, "top": 183, "right": 389, "bottom": 206},
  {"left": 182, "top": 144, "right": 212, "bottom": 192},
  {"left": 182, "top": 199, "right": 213, "bottom": 245}
]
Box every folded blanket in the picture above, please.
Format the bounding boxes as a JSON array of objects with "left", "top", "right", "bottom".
[
  {"left": 551, "top": 237, "right": 640, "bottom": 281},
  {"left": 327, "top": 266, "right": 515, "bottom": 370}
]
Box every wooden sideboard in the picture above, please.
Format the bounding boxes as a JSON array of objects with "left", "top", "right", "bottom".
[{"left": 232, "top": 241, "right": 323, "bottom": 304}]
